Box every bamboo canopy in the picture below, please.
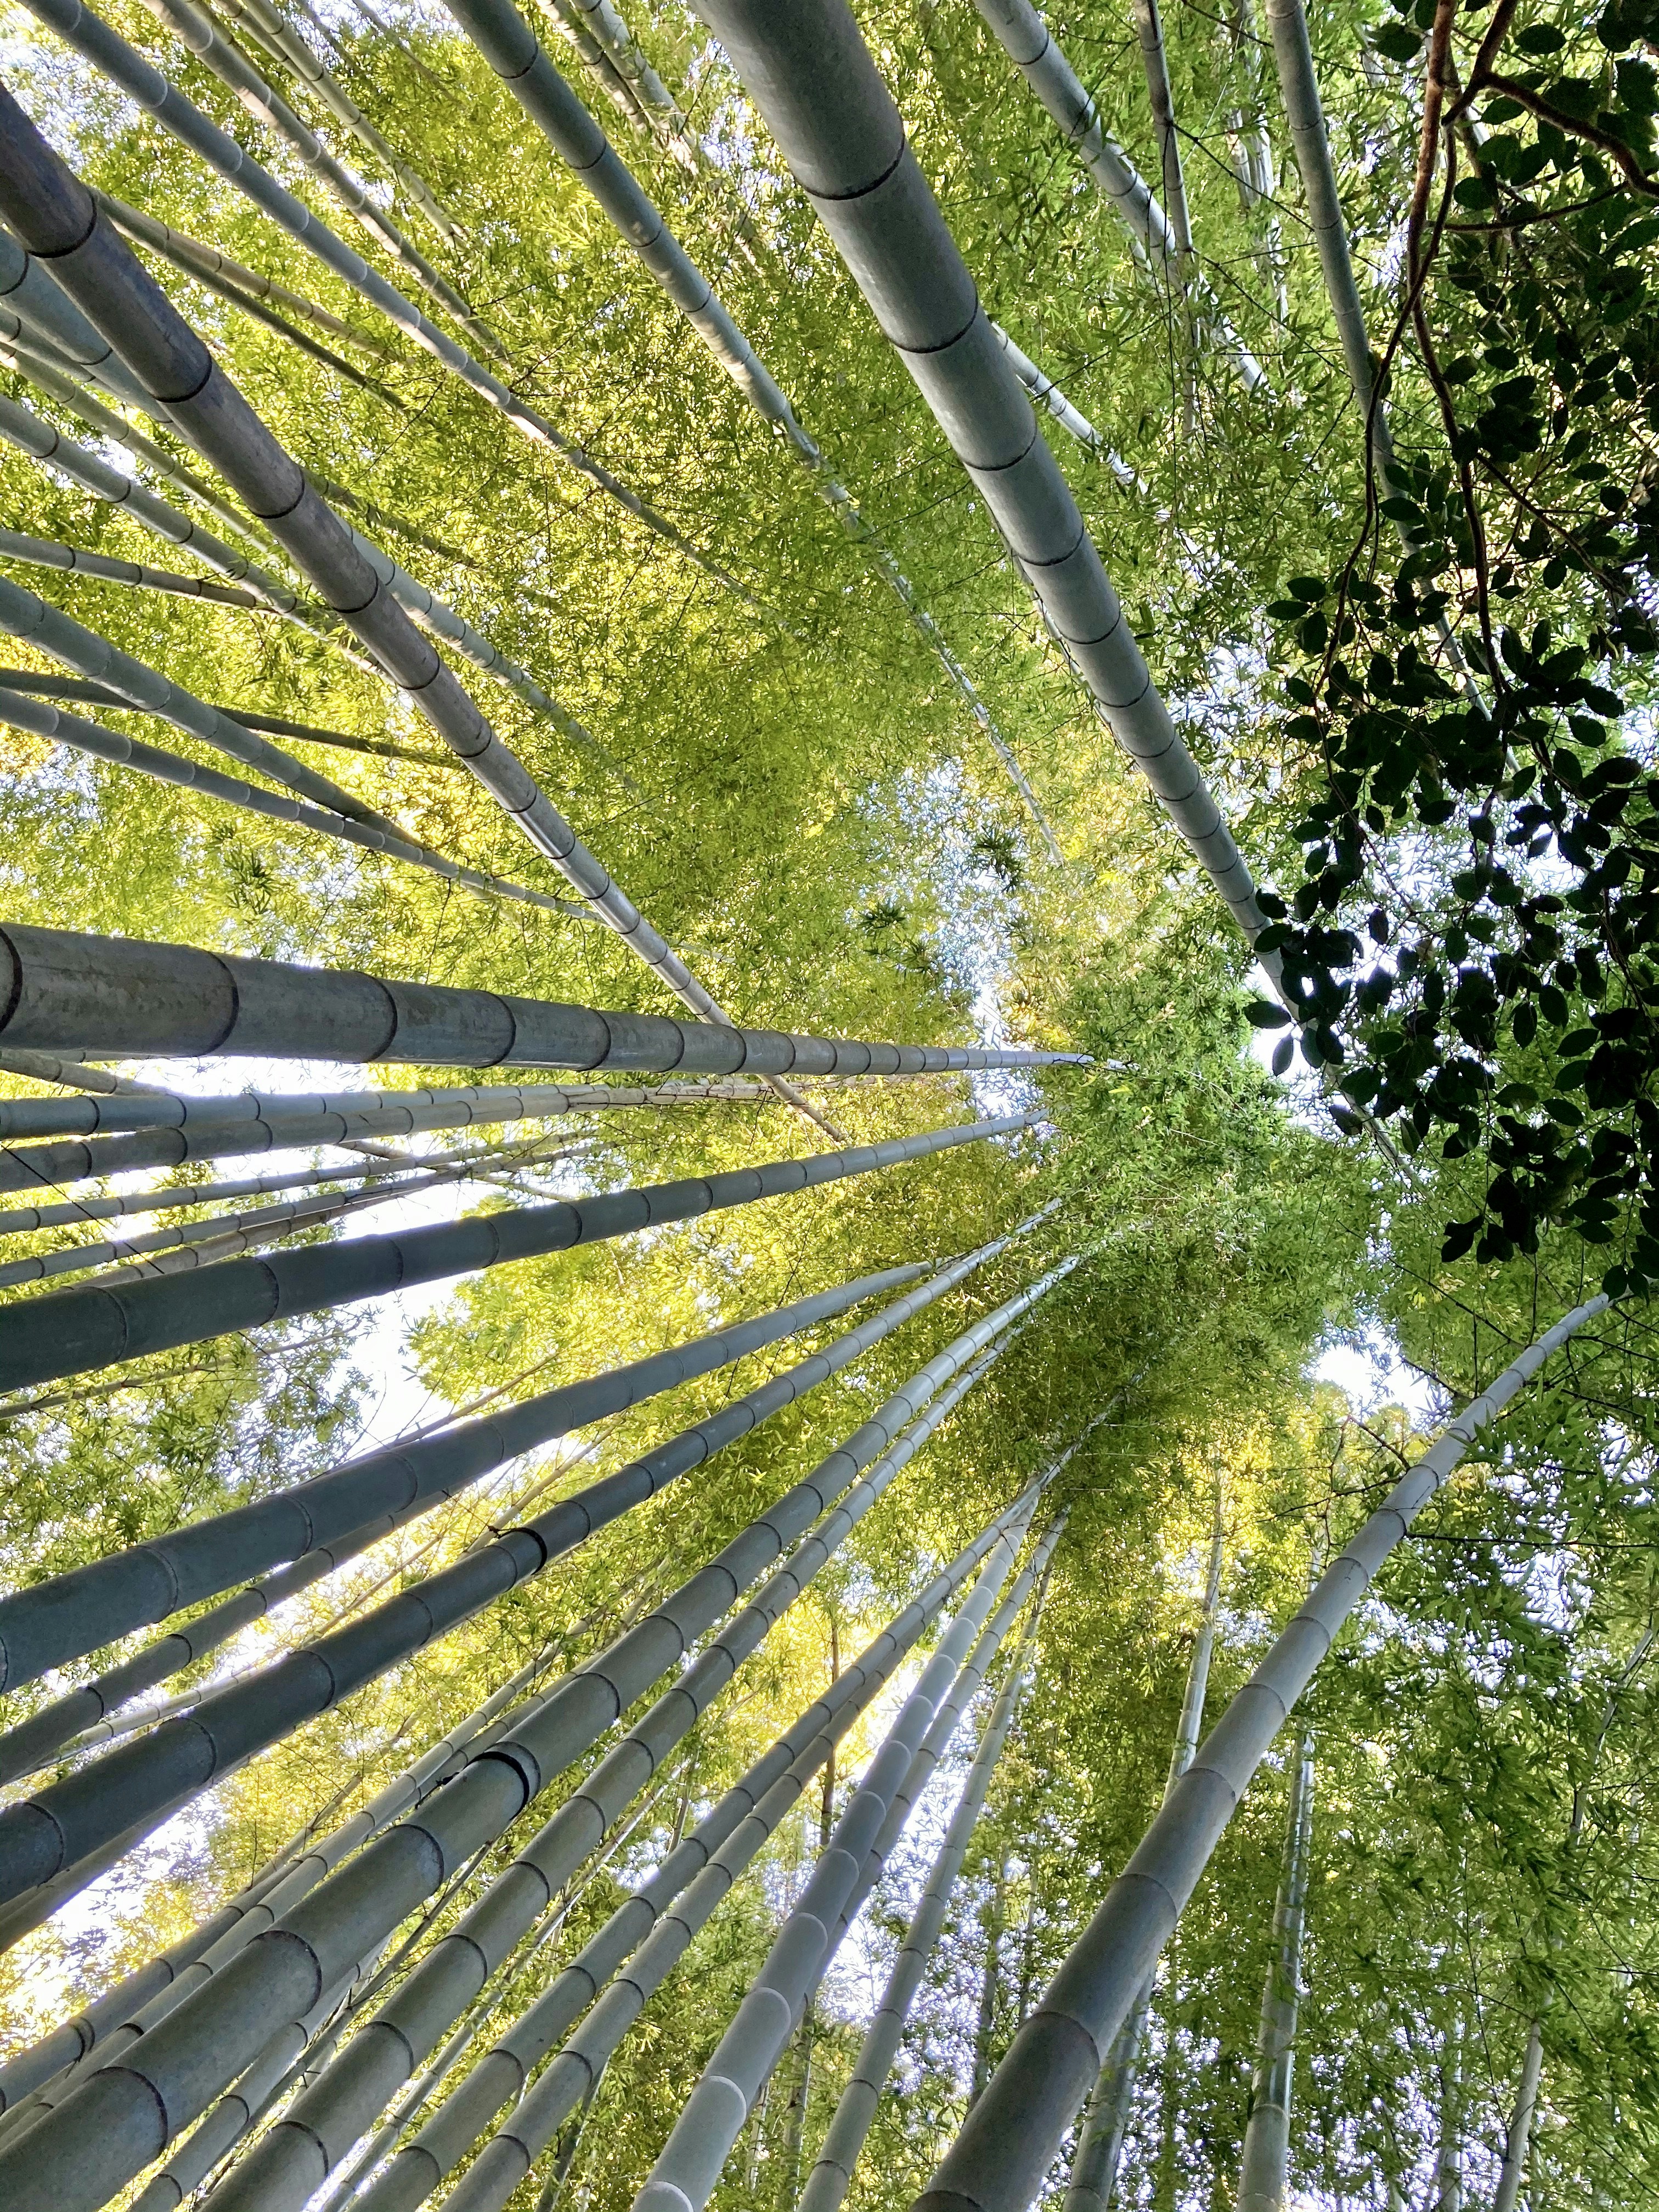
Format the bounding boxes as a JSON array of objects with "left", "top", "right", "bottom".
[{"left": 2, "top": 1, "right": 1654, "bottom": 2205}]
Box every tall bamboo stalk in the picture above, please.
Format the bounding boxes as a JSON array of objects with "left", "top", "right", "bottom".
[
  {"left": 0, "top": 125, "right": 822, "bottom": 1110},
  {"left": 213, "top": 0, "right": 466, "bottom": 244},
  {"left": 98, "top": 188, "right": 397, "bottom": 354},
  {"left": 0, "top": 523, "right": 261, "bottom": 605},
  {"left": 795, "top": 1530, "right": 1059, "bottom": 2212},
  {"left": 0, "top": 1223, "right": 1042, "bottom": 1691},
  {"left": 439, "top": 0, "right": 1062, "bottom": 859},
  {"left": 1128, "top": 0, "right": 1195, "bottom": 266},
  {"left": 22, "top": 0, "right": 764, "bottom": 605},
  {"left": 689, "top": 0, "right": 1268, "bottom": 946},
  {"left": 911, "top": 1294, "right": 1610, "bottom": 2212},
  {"left": 0, "top": 919, "right": 1080, "bottom": 1076},
  {"left": 0, "top": 687, "right": 585, "bottom": 917},
  {"left": 139, "top": 0, "right": 497, "bottom": 349},
  {"left": 968, "top": 0, "right": 1268, "bottom": 393},
  {"left": 990, "top": 323, "right": 1143, "bottom": 487},
  {"left": 627, "top": 1505, "right": 1040, "bottom": 2212},
  {"left": 0, "top": 1111, "right": 1030, "bottom": 1397},
  {"left": 0, "top": 220, "right": 152, "bottom": 406},
  {"left": 1063, "top": 1483, "right": 1225, "bottom": 2212},
  {"left": 0, "top": 572, "right": 405, "bottom": 832},
  {"left": 0, "top": 1254, "right": 1057, "bottom": 1913},
  {"left": 131, "top": 1305, "right": 1051, "bottom": 2212},
  {"left": 1234, "top": 1730, "right": 1315, "bottom": 2212},
  {"left": 406, "top": 1494, "right": 1034, "bottom": 2212},
  {"left": 1261, "top": 0, "right": 1476, "bottom": 699}
]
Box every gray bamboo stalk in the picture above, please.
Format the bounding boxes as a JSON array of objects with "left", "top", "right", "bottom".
[
  {"left": 911, "top": 1292, "right": 1610, "bottom": 2212},
  {"left": 0, "top": 1115, "right": 1030, "bottom": 1400},
  {"left": 97, "top": 188, "right": 397, "bottom": 354},
  {"left": 412, "top": 1499, "right": 1037, "bottom": 2212},
  {"left": 2, "top": 338, "right": 275, "bottom": 555},
  {"left": 0, "top": 1637, "right": 579, "bottom": 2119},
  {"left": 544, "top": 0, "right": 656, "bottom": 134},
  {"left": 1489, "top": 1620, "right": 1657, "bottom": 2211},
  {"left": 1261, "top": 0, "right": 1481, "bottom": 701},
  {"left": 3, "top": 359, "right": 631, "bottom": 783},
  {"left": 0, "top": 919, "right": 1079, "bottom": 1077},
  {"left": 0, "top": 1275, "right": 1062, "bottom": 2212},
  {"left": 1, "top": 1131, "right": 566, "bottom": 1292},
  {"left": 0, "top": 688, "right": 587, "bottom": 918},
  {"left": 0, "top": 1045, "right": 170, "bottom": 1094},
  {"left": 968, "top": 0, "right": 1268, "bottom": 392},
  {"left": 1234, "top": 1730, "right": 1315, "bottom": 2212},
  {"left": 0, "top": 523, "right": 261, "bottom": 605},
  {"left": 0, "top": 1220, "right": 1035, "bottom": 1689},
  {"left": 692, "top": 0, "right": 1267, "bottom": 951},
  {"left": 0, "top": 134, "right": 806, "bottom": 1077},
  {"left": 0, "top": 573, "right": 407, "bottom": 833},
  {"left": 0, "top": 1151, "right": 466, "bottom": 1289},
  {"left": 136, "top": 0, "right": 499, "bottom": 353},
  {"left": 183, "top": 1329, "right": 1039, "bottom": 2212},
  {"left": 164, "top": 1784, "right": 669, "bottom": 2212},
  {"left": 0, "top": 355, "right": 397, "bottom": 682},
  {"left": 989, "top": 324, "right": 1143, "bottom": 488},
  {"left": 0, "top": 221, "right": 152, "bottom": 407},
  {"left": 561, "top": 0, "right": 688, "bottom": 142},
  {"left": 0, "top": 1266, "right": 1026, "bottom": 1917},
  {"left": 211, "top": 0, "right": 467, "bottom": 244},
  {"left": 21, "top": 0, "right": 764, "bottom": 605},
  {"left": 1063, "top": 1485, "right": 1224, "bottom": 2212},
  {"left": 795, "top": 1537, "right": 1057, "bottom": 2212},
  {"left": 627, "top": 1505, "right": 1040, "bottom": 2212},
  {"left": 1128, "top": 0, "right": 1195, "bottom": 266},
  {"left": 1492, "top": 2022, "right": 1542, "bottom": 2212},
  {"left": 341, "top": 1520, "right": 1004, "bottom": 2212},
  {"left": 0, "top": 665, "right": 476, "bottom": 770},
  {"left": 438, "top": 0, "right": 1062, "bottom": 859},
  {"left": 1228, "top": 0, "right": 1288, "bottom": 316}
]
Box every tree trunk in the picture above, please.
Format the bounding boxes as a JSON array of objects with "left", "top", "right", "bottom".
[
  {"left": 914, "top": 1291, "right": 1609, "bottom": 2210},
  {"left": 1235, "top": 1731, "right": 1316, "bottom": 2212}
]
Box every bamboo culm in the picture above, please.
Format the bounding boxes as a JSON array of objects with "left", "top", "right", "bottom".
[
  {"left": 1063, "top": 1490, "right": 1224, "bottom": 2212},
  {"left": 797, "top": 1528, "right": 1059, "bottom": 2212},
  {"left": 912, "top": 1293, "right": 1610, "bottom": 2212},
  {"left": 0, "top": 119, "right": 795, "bottom": 1035},
  {"left": 1234, "top": 1732, "right": 1315, "bottom": 2212},
  {"left": 25, "top": 1305, "right": 1048, "bottom": 2212},
  {"left": 0, "top": 920, "right": 1082, "bottom": 1076},
  {"left": 0, "top": 1223, "right": 1022, "bottom": 1692},
  {"left": 687, "top": 1, "right": 1270, "bottom": 949},
  {"left": 968, "top": 0, "right": 1268, "bottom": 392},
  {"left": 628, "top": 1503, "right": 1041, "bottom": 2212},
  {"left": 0, "top": 218, "right": 153, "bottom": 405},
  {"left": 443, "top": 0, "right": 1061, "bottom": 859},
  {"left": 1128, "top": 0, "right": 1195, "bottom": 266},
  {"left": 0, "top": 1113, "right": 1031, "bottom": 1396},
  {"left": 208, "top": 1396, "right": 1029, "bottom": 2212},
  {"left": 0, "top": 689, "right": 587, "bottom": 919},
  {"left": 98, "top": 188, "right": 397, "bottom": 354},
  {"left": 366, "top": 1499, "right": 1031, "bottom": 2212},
  {"left": 0, "top": 1138, "right": 535, "bottom": 1290},
  {"left": 0, "top": 571, "right": 407, "bottom": 834},
  {"left": 990, "top": 323, "right": 1143, "bottom": 488},
  {"left": 136, "top": 0, "right": 500, "bottom": 353},
  {"left": 381, "top": 1463, "right": 1068, "bottom": 2212},
  {"left": 0, "top": 1254, "right": 1062, "bottom": 1906},
  {"left": 0, "top": 523, "right": 259, "bottom": 605},
  {"left": 0, "top": 666, "right": 457, "bottom": 765},
  {"left": 0, "top": 1620, "right": 618, "bottom": 2134},
  {"left": 211, "top": 0, "right": 466, "bottom": 245},
  {"left": 1261, "top": 0, "right": 1477, "bottom": 701},
  {"left": 20, "top": 0, "right": 764, "bottom": 603}
]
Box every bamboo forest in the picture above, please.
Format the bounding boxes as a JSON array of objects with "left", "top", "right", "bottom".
[{"left": 4, "top": 0, "right": 1659, "bottom": 2202}]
